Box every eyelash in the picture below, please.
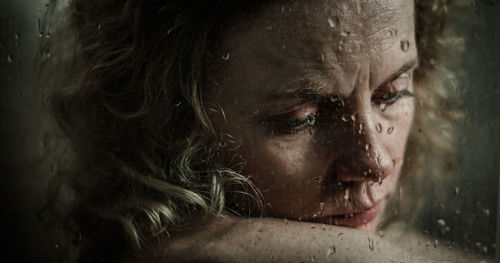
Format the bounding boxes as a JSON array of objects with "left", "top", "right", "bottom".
[
  {"left": 372, "top": 90, "right": 414, "bottom": 106},
  {"left": 266, "top": 113, "right": 318, "bottom": 135},
  {"left": 269, "top": 74, "right": 414, "bottom": 135},
  {"left": 284, "top": 113, "right": 317, "bottom": 134}
]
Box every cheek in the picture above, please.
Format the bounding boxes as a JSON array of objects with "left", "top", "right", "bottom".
[
  {"left": 374, "top": 101, "right": 415, "bottom": 193},
  {"left": 384, "top": 100, "right": 415, "bottom": 153},
  {"left": 239, "top": 135, "right": 319, "bottom": 188}
]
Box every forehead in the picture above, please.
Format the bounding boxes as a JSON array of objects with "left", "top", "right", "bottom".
[
  {"left": 225, "top": 0, "right": 413, "bottom": 63},
  {"left": 213, "top": 0, "right": 416, "bottom": 102}
]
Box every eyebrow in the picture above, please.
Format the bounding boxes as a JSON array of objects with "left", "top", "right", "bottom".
[
  {"left": 264, "top": 59, "right": 420, "bottom": 101},
  {"left": 264, "top": 77, "right": 333, "bottom": 101},
  {"left": 377, "top": 59, "right": 420, "bottom": 88}
]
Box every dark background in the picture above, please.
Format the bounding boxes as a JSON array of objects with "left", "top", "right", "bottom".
[{"left": 1, "top": 0, "right": 498, "bottom": 262}]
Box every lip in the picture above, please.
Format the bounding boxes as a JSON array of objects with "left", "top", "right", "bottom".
[{"left": 314, "top": 201, "right": 383, "bottom": 228}]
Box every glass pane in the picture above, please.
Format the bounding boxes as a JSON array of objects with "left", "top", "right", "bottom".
[{"left": 0, "top": 0, "right": 498, "bottom": 262}]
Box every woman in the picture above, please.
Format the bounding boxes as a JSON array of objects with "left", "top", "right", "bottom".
[{"left": 40, "top": 0, "right": 474, "bottom": 262}]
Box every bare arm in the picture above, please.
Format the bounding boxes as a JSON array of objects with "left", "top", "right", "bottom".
[{"left": 125, "top": 217, "right": 429, "bottom": 263}]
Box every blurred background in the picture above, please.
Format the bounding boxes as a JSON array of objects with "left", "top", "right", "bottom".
[{"left": 0, "top": 0, "right": 498, "bottom": 262}]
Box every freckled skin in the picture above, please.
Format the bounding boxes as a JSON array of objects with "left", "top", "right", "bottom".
[{"left": 208, "top": 0, "right": 417, "bottom": 232}]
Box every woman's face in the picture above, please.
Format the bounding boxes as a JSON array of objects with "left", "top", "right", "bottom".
[{"left": 208, "top": 0, "right": 417, "bottom": 232}]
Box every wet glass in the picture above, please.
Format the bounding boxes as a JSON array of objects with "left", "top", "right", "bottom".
[{"left": 0, "top": 0, "right": 498, "bottom": 262}]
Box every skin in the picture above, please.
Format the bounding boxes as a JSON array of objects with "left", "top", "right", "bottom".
[
  {"left": 208, "top": 0, "right": 417, "bottom": 232},
  {"left": 124, "top": 1, "right": 494, "bottom": 262},
  {"left": 129, "top": 218, "right": 487, "bottom": 262}
]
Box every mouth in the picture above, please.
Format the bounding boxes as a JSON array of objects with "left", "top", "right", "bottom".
[{"left": 313, "top": 201, "right": 383, "bottom": 228}]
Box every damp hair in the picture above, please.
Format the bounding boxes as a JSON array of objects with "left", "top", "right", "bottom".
[{"left": 38, "top": 0, "right": 464, "bottom": 262}]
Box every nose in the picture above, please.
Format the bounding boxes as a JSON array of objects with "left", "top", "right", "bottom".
[{"left": 331, "top": 68, "right": 394, "bottom": 183}]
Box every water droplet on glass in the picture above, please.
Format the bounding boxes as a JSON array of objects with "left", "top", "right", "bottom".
[
  {"left": 344, "top": 189, "right": 351, "bottom": 202},
  {"left": 377, "top": 230, "right": 384, "bottom": 237},
  {"left": 7, "top": 53, "right": 14, "bottom": 63},
  {"left": 350, "top": 114, "right": 356, "bottom": 122},
  {"left": 40, "top": 46, "right": 51, "bottom": 58},
  {"left": 388, "top": 28, "right": 398, "bottom": 38},
  {"left": 483, "top": 209, "right": 490, "bottom": 216},
  {"left": 380, "top": 103, "right": 387, "bottom": 112},
  {"left": 173, "top": 101, "right": 182, "bottom": 107},
  {"left": 429, "top": 58, "right": 437, "bottom": 68},
  {"left": 434, "top": 240, "right": 439, "bottom": 248},
  {"left": 375, "top": 123, "right": 383, "bottom": 133},
  {"left": 222, "top": 52, "right": 230, "bottom": 61},
  {"left": 307, "top": 114, "right": 316, "bottom": 125},
  {"left": 327, "top": 246, "right": 336, "bottom": 258},
  {"left": 319, "top": 202, "right": 325, "bottom": 211},
  {"left": 482, "top": 246, "right": 488, "bottom": 254},
  {"left": 365, "top": 144, "right": 370, "bottom": 151},
  {"left": 341, "top": 29, "right": 351, "bottom": 37},
  {"left": 368, "top": 237, "right": 375, "bottom": 251},
  {"left": 437, "top": 219, "right": 446, "bottom": 227},
  {"left": 387, "top": 126, "right": 394, "bottom": 135},
  {"left": 218, "top": 140, "right": 227, "bottom": 148},
  {"left": 337, "top": 232, "right": 344, "bottom": 238},
  {"left": 359, "top": 123, "right": 363, "bottom": 134},
  {"left": 37, "top": 18, "right": 44, "bottom": 37},
  {"left": 14, "top": 31, "right": 20, "bottom": 40},
  {"left": 54, "top": 243, "right": 60, "bottom": 249},
  {"left": 266, "top": 25, "right": 272, "bottom": 31},
  {"left": 388, "top": 83, "right": 395, "bottom": 93},
  {"left": 327, "top": 17, "right": 337, "bottom": 28},
  {"left": 400, "top": 40, "right": 410, "bottom": 52},
  {"left": 341, "top": 114, "right": 350, "bottom": 122},
  {"left": 454, "top": 187, "right": 460, "bottom": 195}
]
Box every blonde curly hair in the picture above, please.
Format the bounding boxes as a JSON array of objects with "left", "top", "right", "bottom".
[{"left": 38, "top": 0, "right": 463, "bottom": 262}]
